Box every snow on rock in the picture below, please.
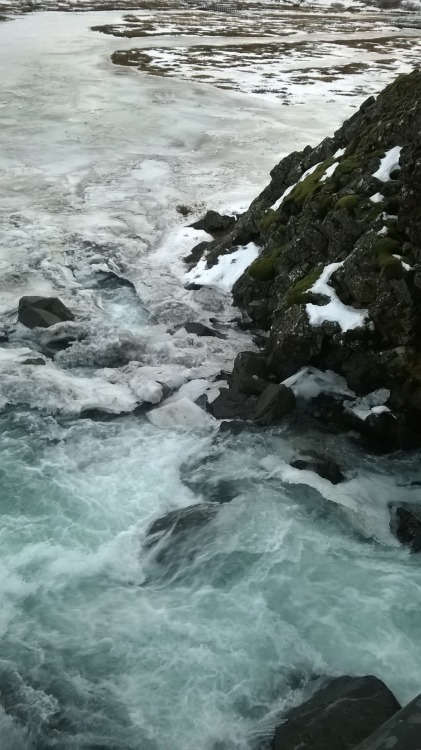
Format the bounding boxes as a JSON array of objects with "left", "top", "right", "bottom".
[
  {"left": 270, "top": 162, "right": 322, "bottom": 211},
  {"left": 321, "top": 161, "right": 339, "bottom": 182},
  {"left": 146, "top": 397, "right": 215, "bottom": 431},
  {"left": 393, "top": 254, "right": 413, "bottom": 272},
  {"left": 306, "top": 262, "right": 368, "bottom": 332},
  {"left": 370, "top": 192, "right": 384, "bottom": 203},
  {"left": 184, "top": 243, "right": 260, "bottom": 292},
  {"left": 334, "top": 148, "right": 346, "bottom": 158},
  {"left": 372, "top": 146, "right": 402, "bottom": 182}
]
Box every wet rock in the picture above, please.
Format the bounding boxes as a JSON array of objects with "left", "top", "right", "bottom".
[
  {"left": 144, "top": 504, "right": 219, "bottom": 568},
  {"left": 231, "top": 351, "right": 272, "bottom": 397},
  {"left": 183, "top": 321, "right": 227, "bottom": 339},
  {"left": 190, "top": 210, "right": 236, "bottom": 237},
  {"left": 267, "top": 675, "right": 400, "bottom": 750},
  {"left": 354, "top": 692, "right": 421, "bottom": 750},
  {"left": 18, "top": 296, "right": 75, "bottom": 329},
  {"left": 290, "top": 458, "right": 345, "bottom": 484},
  {"left": 146, "top": 504, "right": 218, "bottom": 543},
  {"left": 252, "top": 384, "right": 296, "bottom": 425},
  {"left": 21, "top": 357, "right": 47, "bottom": 366},
  {"left": 183, "top": 240, "right": 211, "bottom": 268},
  {"left": 389, "top": 503, "right": 421, "bottom": 553},
  {"left": 207, "top": 388, "right": 249, "bottom": 420}
]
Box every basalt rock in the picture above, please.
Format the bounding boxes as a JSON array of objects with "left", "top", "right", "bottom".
[
  {"left": 183, "top": 321, "right": 227, "bottom": 339},
  {"left": 189, "top": 210, "right": 236, "bottom": 237},
  {"left": 265, "top": 675, "right": 400, "bottom": 750},
  {"left": 18, "top": 296, "right": 75, "bottom": 329},
  {"left": 290, "top": 457, "right": 344, "bottom": 484},
  {"left": 389, "top": 502, "right": 421, "bottom": 553},
  {"left": 192, "top": 72, "right": 421, "bottom": 447}
]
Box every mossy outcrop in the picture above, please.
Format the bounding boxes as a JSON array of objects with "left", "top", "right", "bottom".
[{"left": 186, "top": 71, "right": 421, "bottom": 448}]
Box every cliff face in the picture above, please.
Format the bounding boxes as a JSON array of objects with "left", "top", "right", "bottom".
[{"left": 188, "top": 71, "right": 421, "bottom": 447}]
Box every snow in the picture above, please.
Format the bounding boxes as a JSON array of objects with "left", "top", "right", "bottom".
[
  {"left": 146, "top": 397, "right": 215, "bottom": 430},
  {"left": 372, "top": 146, "right": 402, "bottom": 182},
  {"left": 393, "top": 254, "right": 412, "bottom": 271},
  {"left": 270, "top": 162, "right": 322, "bottom": 210},
  {"left": 370, "top": 192, "right": 384, "bottom": 203},
  {"left": 334, "top": 148, "right": 346, "bottom": 158},
  {"left": 321, "top": 161, "right": 339, "bottom": 182},
  {"left": 377, "top": 226, "right": 388, "bottom": 236},
  {"left": 184, "top": 243, "right": 260, "bottom": 291},
  {"left": 306, "top": 262, "right": 368, "bottom": 332}
]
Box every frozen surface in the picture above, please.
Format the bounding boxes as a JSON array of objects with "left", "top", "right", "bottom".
[{"left": 306, "top": 262, "right": 368, "bottom": 332}]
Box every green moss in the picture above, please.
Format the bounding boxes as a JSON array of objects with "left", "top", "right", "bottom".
[
  {"left": 336, "top": 154, "right": 362, "bottom": 175},
  {"left": 248, "top": 247, "right": 284, "bottom": 281},
  {"left": 284, "top": 157, "right": 336, "bottom": 211},
  {"left": 373, "top": 237, "right": 405, "bottom": 278},
  {"left": 335, "top": 194, "right": 360, "bottom": 211},
  {"left": 257, "top": 210, "right": 277, "bottom": 233},
  {"left": 316, "top": 194, "right": 333, "bottom": 219},
  {"left": 285, "top": 267, "right": 323, "bottom": 306}
]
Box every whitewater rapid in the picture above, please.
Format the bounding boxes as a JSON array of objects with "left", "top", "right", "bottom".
[{"left": 0, "top": 10, "right": 420, "bottom": 750}]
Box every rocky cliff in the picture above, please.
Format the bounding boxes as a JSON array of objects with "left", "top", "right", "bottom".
[{"left": 187, "top": 70, "right": 421, "bottom": 449}]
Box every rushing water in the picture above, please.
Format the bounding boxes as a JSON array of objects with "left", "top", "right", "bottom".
[{"left": 0, "top": 10, "right": 421, "bottom": 750}]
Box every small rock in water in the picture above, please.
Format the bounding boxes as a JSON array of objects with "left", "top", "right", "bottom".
[
  {"left": 189, "top": 209, "right": 235, "bottom": 237},
  {"left": 183, "top": 321, "right": 227, "bottom": 339},
  {"left": 145, "top": 504, "right": 218, "bottom": 543},
  {"left": 18, "top": 296, "right": 75, "bottom": 329},
  {"left": 290, "top": 458, "right": 345, "bottom": 484},
  {"left": 267, "top": 675, "right": 400, "bottom": 750},
  {"left": 389, "top": 503, "right": 421, "bottom": 553}
]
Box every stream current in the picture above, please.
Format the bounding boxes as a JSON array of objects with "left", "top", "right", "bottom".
[{"left": 0, "top": 10, "right": 420, "bottom": 750}]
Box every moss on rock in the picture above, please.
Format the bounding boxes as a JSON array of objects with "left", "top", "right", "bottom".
[
  {"left": 335, "top": 194, "right": 360, "bottom": 211},
  {"left": 248, "top": 247, "right": 284, "bottom": 281},
  {"left": 285, "top": 267, "right": 323, "bottom": 306}
]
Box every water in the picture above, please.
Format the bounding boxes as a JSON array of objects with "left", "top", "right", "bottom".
[{"left": 0, "top": 10, "right": 420, "bottom": 750}]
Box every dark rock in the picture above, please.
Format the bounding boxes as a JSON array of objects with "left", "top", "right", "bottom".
[
  {"left": 252, "top": 384, "right": 296, "bottom": 425},
  {"left": 183, "top": 321, "right": 227, "bottom": 339},
  {"left": 21, "top": 357, "right": 47, "bottom": 366},
  {"left": 146, "top": 504, "right": 217, "bottom": 543},
  {"left": 184, "top": 282, "right": 203, "bottom": 291},
  {"left": 268, "top": 675, "right": 400, "bottom": 750},
  {"left": 354, "top": 692, "right": 421, "bottom": 750},
  {"left": 290, "top": 458, "right": 345, "bottom": 484},
  {"left": 389, "top": 503, "right": 421, "bottom": 553},
  {"left": 190, "top": 210, "right": 236, "bottom": 237},
  {"left": 207, "top": 388, "right": 249, "bottom": 420},
  {"left": 18, "top": 296, "right": 75, "bottom": 329},
  {"left": 183, "top": 240, "right": 210, "bottom": 268},
  {"left": 231, "top": 351, "right": 272, "bottom": 397}
]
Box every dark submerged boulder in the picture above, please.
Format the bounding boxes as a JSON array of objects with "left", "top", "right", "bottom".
[
  {"left": 145, "top": 504, "right": 218, "bottom": 547},
  {"left": 266, "top": 675, "right": 400, "bottom": 750},
  {"left": 18, "top": 296, "right": 74, "bottom": 329},
  {"left": 183, "top": 321, "right": 226, "bottom": 339},
  {"left": 389, "top": 503, "right": 421, "bottom": 553},
  {"left": 290, "top": 457, "right": 345, "bottom": 484},
  {"left": 252, "top": 384, "right": 296, "bottom": 425}
]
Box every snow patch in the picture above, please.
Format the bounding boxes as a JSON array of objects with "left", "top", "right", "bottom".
[
  {"left": 282, "top": 366, "right": 353, "bottom": 399},
  {"left": 321, "top": 161, "right": 339, "bottom": 182},
  {"left": 373, "top": 146, "right": 402, "bottom": 183},
  {"left": 345, "top": 388, "right": 391, "bottom": 421},
  {"left": 184, "top": 243, "right": 260, "bottom": 292},
  {"left": 306, "top": 262, "right": 368, "bottom": 332},
  {"left": 370, "top": 193, "right": 384, "bottom": 203},
  {"left": 146, "top": 397, "right": 215, "bottom": 431},
  {"left": 270, "top": 162, "right": 322, "bottom": 211}
]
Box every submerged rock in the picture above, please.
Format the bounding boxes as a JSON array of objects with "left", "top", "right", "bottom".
[
  {"left": 290, "top": 457, "right": 345, "bottom": 484},
  {"left": 144, "top": 504, "right": 219, "bottom": 569},
  {"left": 18, "top": 296, "right": 75, "bottom": 329},
  {"left": 389, "top": 503, "right": 421, "bottom": 553},
  {"left": 182, "top": 321, "right": 226, "bottom": 339},
  {"left": 266, "top": 675, "right": 400, "bottom": 750},
  {"left": 252, "top": 384, "right": 295, "bottom": 425}
]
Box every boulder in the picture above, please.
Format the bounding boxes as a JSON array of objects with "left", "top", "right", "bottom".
[
  {"left": 389, "top": 503, "right": 421, "bottom": 553},
  {"left": 207, "top": 388, "right": 249, "bottom": 420},
  {"left": 268, "top": 675, "right": 400, "bottom": 750},
  {"left": 231, "top": 351, "right": 272, "bottom": 397},
  {"left": 18, "top": 296, "right": 74, "bottom": 329},
  {"left": 146, "top": 504, "right": 218, "bottom": 544},
  {"left": 144, "top": 504, "right": 219, "bottom": 568},
  {"left": 354, "top": 692, "right": 421, "bottom": 750},
  {"left": 290, "top": 458, "right": 345, "bottom": 484},
  {"left": 252, "top": 384, "right": 296, "bottom": 425},
  {"left": 183, "top": 321, "right": 226, "bottom": 339},
  {"left": 189, "top": 210, "right": 236, "bottom": 237}
]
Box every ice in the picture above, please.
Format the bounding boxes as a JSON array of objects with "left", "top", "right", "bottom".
[
  {"left": 184, "top": 242, "right": 260, "bottom": 291},
  {"left": 306, "top": 262, "right": 368, "bottom": 332},
  {"left": 270, "top": 162, "right": 322, "bottom": 210},
  {"left": 345, "top": 388, "right": 391, "bottom": 421},
  {"left": 282, "top": 366, "right": 353, "bottom": 399},
  {"left": 370, "top": 192, "right": 385, "bottom": 203},
  {"left": 372, "top": 146, "right": 402, "bottom": 182},
  {"left": 146, "top": 396, "right": 216, "bottom": 430}
]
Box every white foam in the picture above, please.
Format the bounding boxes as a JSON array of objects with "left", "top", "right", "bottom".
[{"left": 146, "top": 396, "right": 216, "bottom": 430}]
